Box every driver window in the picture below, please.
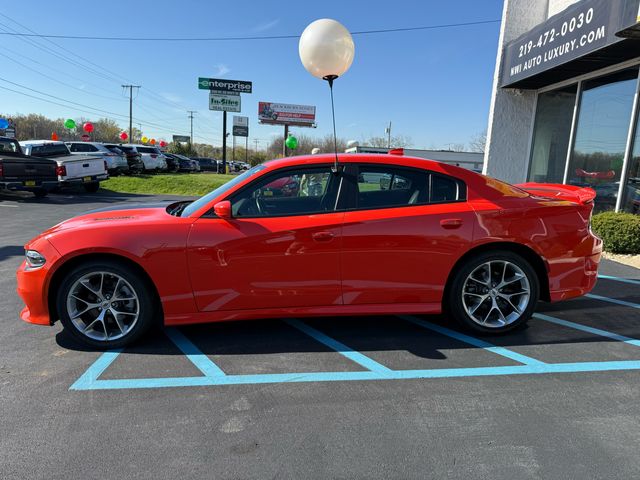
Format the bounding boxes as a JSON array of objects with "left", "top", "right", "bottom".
[{"left": 231, "top": 167, "right": 336, "bottom": 218}]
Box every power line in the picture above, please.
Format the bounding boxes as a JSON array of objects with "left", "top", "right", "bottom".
[{"left": 0, "top": 19, "right": 501, "bottom": 42}]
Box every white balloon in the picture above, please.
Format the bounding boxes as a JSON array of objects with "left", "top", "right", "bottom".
[
  {"left": 311, "top": 147, "right": 321, "bottom": 155},
  {"left": 299, "top": 19, "right": 355, "bottom": 80}
]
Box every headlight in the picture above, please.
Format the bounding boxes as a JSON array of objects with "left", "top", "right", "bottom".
[{"left": 25, "top": 250, "right": 46, "bottom": 268}]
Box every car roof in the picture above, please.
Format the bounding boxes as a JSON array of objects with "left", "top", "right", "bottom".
[{"left": 20, "top": 140, "right": 66, "bottom": 145}]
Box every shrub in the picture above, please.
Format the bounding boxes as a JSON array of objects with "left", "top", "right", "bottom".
[{"left": 591, "top": 212, "right": 640, "bottom": 254}]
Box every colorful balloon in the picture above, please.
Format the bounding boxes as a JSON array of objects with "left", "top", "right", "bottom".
[
  {"left": 64, "top": 118, "right": 76, "bottom": 129},
  {"left": 285, "top": 135, "right": 298, "bottom": 150},
  {"left": 83, "top": 122, "right": 94, "bottom": 133},
  {"left": 0, "top": 118, "right": 9, "bottom": 129},
  {"left": 150, "top": 138, "right": 156, "bottom": 145},
  {"left": 51, "top": 132, "right": 59, "bottom": 141},
  {"left": 159, "top": 140, "right": 167, "bottom": 148},
  {"left": 119, "top": 131, "right": 128, "bottom": 141},
  {"left": 141, "top": 136, "right": 148, "bottom": 144}
]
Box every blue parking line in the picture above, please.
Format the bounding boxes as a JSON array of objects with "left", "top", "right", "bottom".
[
  {"left": 70, "top": 360, "right": 640, "bottom": 390},
  {"left": 284, "top": 318, "right": 393, "bottom": 374},
  {"left": 70, "top": 349, "right": 123, "bottom": 390},
  {"left": 586, "top": 293, "right": 640, "bottom": 310},
  {"left": 534, "top": 313, "right": 640, "bottom": 347},
  {"left": 399, "top": 315, "right": 546, "bottom": 366},
  {"left": 598, "top": 274, "right": 640, "bottom": 286},
  {"left": 164, "top": 328, "right": 226, "bottom": 377}
]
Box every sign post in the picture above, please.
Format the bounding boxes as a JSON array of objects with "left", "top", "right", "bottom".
[{"left": 199, "top": 77, "right": 252, "bottom": 172}]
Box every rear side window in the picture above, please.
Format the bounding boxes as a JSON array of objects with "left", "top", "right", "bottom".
[
  {"left": 353, "top": 165, "right": 465, "bottom": 210},
  {"left": 68, "top": 143, "right": 98, "bottom": 153},
  {"left": 137, "top": 146, "right": 160, "bottom": 154}
]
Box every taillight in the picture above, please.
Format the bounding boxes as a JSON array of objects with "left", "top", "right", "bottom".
[
  {"left": 0, "top": 163, "right": 3, "bottom": 177},
  {"left": 56, "top": 165, "right": 67, "bottom": 176}
]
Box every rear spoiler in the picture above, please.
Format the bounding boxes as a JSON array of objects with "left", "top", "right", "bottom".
[{"left": 515, "top": 183, "right": 596, "bottom": 205}]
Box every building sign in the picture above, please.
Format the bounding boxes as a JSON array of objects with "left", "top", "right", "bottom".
[
  {"left": 258, "top": 102, "right": 316, "bottom": 126},
  {"left": 198, "top": 77, "right": 252, "bottom": 93},
  {"left": 1, "top": 127, "right": 16, "bottom": 139},
  {"left": 173, "top": 135, "right": 191, "bottom": 143},
  {"left": 232, "top": 116, "right": 249, "bottom": 137},
  {"left": 501, "top": 0, "right": 639, "bottom": 87},
  {"left": 209, "top": 93, "right": 241, "bottom": 112}
]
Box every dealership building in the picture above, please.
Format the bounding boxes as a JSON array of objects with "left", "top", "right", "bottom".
[{"left": 485, "top": 0, "right": 640, "bottom": 213}]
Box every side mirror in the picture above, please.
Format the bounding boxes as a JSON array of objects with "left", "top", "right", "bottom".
[{"left": 213, "top": 200, "right": 232, "bottom": 219}]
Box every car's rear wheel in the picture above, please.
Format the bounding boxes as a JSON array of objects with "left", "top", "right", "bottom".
[
  {"left": 56, "top": 261, "right": 156, "bottom": 348},
  {"left": 447, "top": 251, "right": 539, "bottom": 334},
  {"left": 83, "top": 182, "right": 99, "bottom": 193},
  {"left": 32, "top": 189, "right": 48, "bottom": 198}
]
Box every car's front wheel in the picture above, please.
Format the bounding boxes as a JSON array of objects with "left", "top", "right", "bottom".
[
  {"left": 56, "top": 261, "right": 156, "bottom": 348},
  {"left": 447, "top": 251, "right": 539, "bottom": 334}
]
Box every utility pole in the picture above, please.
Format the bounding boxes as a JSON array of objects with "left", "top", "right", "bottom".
[
  {"left": 122, "top": 85, "right": 140, "bottom": 143},
  {"left": 386, "top": 121, "right": 392, "bottom": 149},
  {"left": 254, "top": 138, "right": 259, "bottom": 152},
  {"left": 187, "top": 111, "right": 197, "bottom": 144}
]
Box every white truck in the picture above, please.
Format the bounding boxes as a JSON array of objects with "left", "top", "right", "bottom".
[{"left": 20, "top": 140, "right": 108, "bottom": 193}]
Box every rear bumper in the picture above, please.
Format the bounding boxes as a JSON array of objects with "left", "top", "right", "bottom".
[
  {"left": 59, "top": 174, "right": 108, "bottom": 185},
  {"left": 548, "top": 235, "right": 603, "bottom": 302},
  {"left": 0, "top": 180, "right": 59, "bottom": 192}
]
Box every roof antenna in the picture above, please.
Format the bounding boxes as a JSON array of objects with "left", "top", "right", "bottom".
[
  {"left": 299, "top": 19, "right": 355, "bottom": 174},
  {"left": 324, "top": 74, "right": 340, "bottom": 173}
]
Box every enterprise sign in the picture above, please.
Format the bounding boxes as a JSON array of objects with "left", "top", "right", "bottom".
[
  {"left": 198, "top": 77, "right": 252, "bottom": 93},
  {"left": 500, "top": 0, "right": 639, "bottom": 87}
]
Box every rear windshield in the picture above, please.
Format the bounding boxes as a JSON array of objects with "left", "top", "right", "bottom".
[
  {"left": 117, "top": 146, "right": 134, "bottom": 153},
  {"left": 105, "top": 146, "right": 124, "bottom": 154},
  {"left": 29, "top": 143, "right": 70, "bottom": 157},
  {"left": 0, "top": 138, "right": 19, "bottom": 153},
  {"left": 137, "top": 146, "right": 160, "bottom": 154}
]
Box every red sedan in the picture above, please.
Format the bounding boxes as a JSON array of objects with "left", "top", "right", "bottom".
[{"left": 16, "top": 154, "right": 602, "bottom": 348}]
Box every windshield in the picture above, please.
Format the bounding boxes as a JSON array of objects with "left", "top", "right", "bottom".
[{"left": 181, "top": 165, "right": 265, "bottom": 217}]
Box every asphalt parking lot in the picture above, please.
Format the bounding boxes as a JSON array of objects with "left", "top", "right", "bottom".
[{"left": 2, "top": 190, "right": 640, "bottom": 480}]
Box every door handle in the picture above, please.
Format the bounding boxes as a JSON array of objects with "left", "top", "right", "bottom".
[
  {"left": 440, "top": 218, "right": 463, "bottom": 229},
  {"left": 312, "top": 231, "right": 335, "bottom": 242}
]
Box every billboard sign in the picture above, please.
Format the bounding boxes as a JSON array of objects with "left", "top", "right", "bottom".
[
  {"left": 209, "top": 93, "right": 241, "bottom": 112},
  {"left": 232, "top": 116, "right": 249, "bottom": 137},
  {"left": 173, "top": 135, "right": 191, "bottom": 143},
  {"left": 258, "top": 102, "right": 316, "bottom": 126},
  {"left": 198, "top": 77, "right": 252, "bottom": 93}
]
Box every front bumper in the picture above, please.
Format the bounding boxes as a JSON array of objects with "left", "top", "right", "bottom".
[{"left": 16, "top": 240, "right": 61, "bottom": 326}]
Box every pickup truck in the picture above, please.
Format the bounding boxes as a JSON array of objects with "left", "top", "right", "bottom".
[
  {"left": 20, "top": 140, "right": 108, "bottom": 193},
  {"left": 0, "top": 136, "right": 58, "bottom": 197}
]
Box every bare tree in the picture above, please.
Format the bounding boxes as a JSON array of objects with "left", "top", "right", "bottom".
[
  {"left": 366, "top": 134, "right": 413, "bottom": 148},
  {"left": 468, "top": 130, "right": 487, "bottom": 153}
]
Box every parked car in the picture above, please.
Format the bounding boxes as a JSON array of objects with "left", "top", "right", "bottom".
[
  {"left": 122, "top": 144, "right": 168, "bottom": 172},
  {"left": 161, "top": 153, "right": 181, "bottom": 173},
  {"left": 20, "top": 140, "right": 108, "bottom": 193},
  {"left": 66, "top": 141, "right": 128, "bottom": 175},
  {"left": 172, "top": 153, "right": 199, "bottom": 172},
  {"left": 0, "top": 136, "right": 58, "bottom": 197},
  {"left": 103, "top": 144, "right": 144, "bottom": 173},
  {"left": 16, "top": 153, "right": 602, "bottom": 348},
  {"left": 192, "top": 157, "right": 219, "bottom": 172}
]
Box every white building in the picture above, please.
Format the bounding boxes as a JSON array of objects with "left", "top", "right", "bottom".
[{"left": 485, "top": 0, "right": 640, "bottom": 213}]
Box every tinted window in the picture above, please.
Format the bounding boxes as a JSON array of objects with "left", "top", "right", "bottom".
[
  {"left": 30, "top": 143, "right": 70, "bottom": 157},
  {"left": 68, "top": 143, "right": 98, "bottom": 153},
  {"left": 355, "top": 166, "right": 428, "bottom": 209},
  {"left": 430, "top": 175, "right": 460, "bottom": 202},
  {"left": 118, "top": 146, "right": 134, "bottom": 153},
  {"left": 230, "top": 167, "right": 337, "bottom": 218},
  {"left": 137, "top": 146, "right": 161, "bottom": 154}
]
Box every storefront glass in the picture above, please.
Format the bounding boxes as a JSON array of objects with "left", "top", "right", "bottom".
[
  {"left": 567, "top": 69, "right": 638, "bottom": 212},
  {"left": 622, "top": 125, "right": 640, "bottom": 214},
  {"left": 528, "top": 85, "right": 577, "bottom": 183}
]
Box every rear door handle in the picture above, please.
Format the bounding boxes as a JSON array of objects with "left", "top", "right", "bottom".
[
  {"left": 440, "top": 218, "right": 463, "bottom": 229},
  {"left": 312, "top": 231, "right": 335, "bottom": 242}
]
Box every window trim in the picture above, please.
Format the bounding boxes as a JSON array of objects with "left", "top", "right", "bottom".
[
  {"left": 206, "top": 164, "right": 345, "bottom": 219},
  {"left": 343, "top": 163, "right": 466, "bottom": 213}
]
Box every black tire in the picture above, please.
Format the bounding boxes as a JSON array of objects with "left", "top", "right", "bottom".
[
  {"left": 32, "top": 189, "right": 48, "bottom": 198},
  {"left": 83, "top": 182, "right": 100, "bottom": 193},
  {"left": 447, "top": 251, "right": 539, "bottom": 334},
  {"left": 56, "top": 260, "right": 158, "bottom": 349}
]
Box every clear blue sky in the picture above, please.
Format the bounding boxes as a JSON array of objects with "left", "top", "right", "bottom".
[{"left": 0, "top": 0, "right": 503, "bottom": 150}]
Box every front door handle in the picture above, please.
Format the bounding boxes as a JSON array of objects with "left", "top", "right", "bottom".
[
  {"left": 440, "top": 218, "right": 463, "bottom": 229},
  {"left": 312, "top": 231, "right": 335, "bottom": 242}
]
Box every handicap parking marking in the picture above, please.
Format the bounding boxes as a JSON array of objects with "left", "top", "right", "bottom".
[
  {"left": 399, "top": 315, "right": 546, "bottom": 366},
  {"left": 164, "top": 328, "right": 226, "bottom": 377},
  {"left": 585, "top": 293, "right": 640, "bottom": 310},
  {"left": 284, "top": 318, "right": 393, "bottom": 375},
  {"left": 598, "top": 274, "right": 640, "bottom": 286},
  {"left": 534, "top": 313, "right": 640, "bottom": 348}
]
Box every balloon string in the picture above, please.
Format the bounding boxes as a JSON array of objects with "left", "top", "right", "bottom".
[{"left": 327, "top": 77, "right": 339, "bottom": 173}]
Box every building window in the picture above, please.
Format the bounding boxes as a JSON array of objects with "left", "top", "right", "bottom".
[
  {"left": 622, "top": 124, "right": 640, "bottom": 214},
  {"left": 567, "top": 68, "right": 638, "bottom": 212},
  {"left": 528, "top": 85, "right": 577, "bottom": 183}
]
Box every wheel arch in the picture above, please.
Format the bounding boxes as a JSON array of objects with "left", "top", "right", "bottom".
[
  {"left": 47, "top": 252, "right": 163, "bottom": 325},
  {"left": 444, "top": 242, "right": 550, "bottom": 306}
]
